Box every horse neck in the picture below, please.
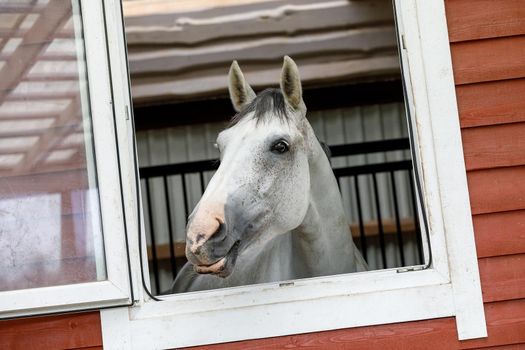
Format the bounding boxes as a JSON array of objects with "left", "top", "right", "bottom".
[{"left": 291, "top": 139, "right": 359, "bottom": 277}]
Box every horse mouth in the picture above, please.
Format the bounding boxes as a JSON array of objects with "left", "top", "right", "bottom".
[{"left": 193, "top": 241, "right": 240, "bottom": 277}]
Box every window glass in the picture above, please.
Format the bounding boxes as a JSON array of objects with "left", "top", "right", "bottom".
[{"left": 0, "top": 0, "right": 106, "bottom": 291}]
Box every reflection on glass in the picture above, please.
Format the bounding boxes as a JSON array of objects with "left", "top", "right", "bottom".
[{"left": 0, "top": 0, "right": 106, "bottom": 291}]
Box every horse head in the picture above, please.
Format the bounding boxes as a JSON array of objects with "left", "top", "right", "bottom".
[{"left": 185, "top": 57, "right": 322, "bottom": 278}]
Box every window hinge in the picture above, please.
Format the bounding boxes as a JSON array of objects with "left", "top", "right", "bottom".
[
  {"left": 125, "top": 105, "right": 130, "bottom": 120},
  {"left": 401, "top": 34, "right": 407, "bottom": 50},
  {"left": 396, "top": 265, "right": 425, "bottom": 273}
]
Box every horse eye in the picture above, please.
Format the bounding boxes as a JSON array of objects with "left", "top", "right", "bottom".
[{"left": 271, "top": 140, "right": 289, "bottom": 154}]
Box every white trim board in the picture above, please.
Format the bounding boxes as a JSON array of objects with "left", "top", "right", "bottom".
[
  {"left": 101, "top": 0, "right": 486, "bottom": 348},
  {"left": 0, "top": 0, "right": 132, "bottom": 319}
]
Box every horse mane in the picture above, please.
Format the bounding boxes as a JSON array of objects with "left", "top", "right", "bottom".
[
  {"left": 228, "top": 88, "right": 332, "bottom": 162},
  {"left": 318, "top": 139, "right": 332, "bottom": 161},
  {"left": 229, "top": 88, "right": 290, "bottom": 127}
]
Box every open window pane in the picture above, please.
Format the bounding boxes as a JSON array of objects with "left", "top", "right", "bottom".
[
  {"left": 125, "top": 0, "right": 428, "bottom": 296},
  {"left": 0, "top": 0, "right": 106, "bottom": 291}
]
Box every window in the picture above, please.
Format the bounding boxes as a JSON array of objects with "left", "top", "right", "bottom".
[
  {"left": 138, "top": 105, "right": 425, "bottom": 295},
  {"left": 0, "top": 0, "right": 131, "bottom": 318},
  {"left": 101, "top": 0, "right": 486, "bottom": 348},
  {"left": 135, "top": 4, "right": 421, "bottom": 296}
]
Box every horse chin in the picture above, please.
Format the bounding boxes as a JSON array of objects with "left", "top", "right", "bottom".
[{"left": 193, "top": 241, "right": 240, "bottom": 278}]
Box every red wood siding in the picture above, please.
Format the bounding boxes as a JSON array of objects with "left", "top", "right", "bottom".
[
  {"left": 473, "top": 210, "right": 525, "bottom": 258},
  {"left": 451, "top": 35, "right": 525, "bottom": 85},
  {"left": 456, "top": 78, "right": 525, "bottom": 128},
  {"left": 462, "top": 122, "right": 525, "bottom": 171},
  {"left": 0, "top": 312, "right": 102, "bottom": 350},
  {"left": 446, "top": 0, "right": 525, "bottom": 42},
  {"left": 467, "top": 166, "right": 525, "bottom": 215},
  {"left": 479, "top": 254, "right": 525, "bottom": 302},
  {"left": 448, "top": 4, "right": 525, "bottom": 346},
  {"left": 184, "top": 0, "right": 525, "bottom": 348},
  {"left": 185, "top": 299, "right": 525, "bottom": 350}
]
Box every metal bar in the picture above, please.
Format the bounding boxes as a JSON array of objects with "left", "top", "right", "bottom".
[
  {"left": 144, "top": 179, "right": 161, "bottom": 294},
  {"left": 181, "top": 173, "right": 190, "bottom": 222},
  {"left": 353, "top": 175, "right": 367, "bottom": 262},
  {"left": 332, "top": 160, "right": 412, "bottom": 178},
  {"left": 408, "top": 170, "right": 424, "bottom": 264},
  {"left": 390, "top": 171, "right": 405, "bottom": 266},
  {"left": 372, "top": 173, "right": 387, "bottom": 268},
  {"left": 329, "top": 138, "right": 410, "bottom": 157},
  {"left": 199, "top": 171, "right": 205, "bottom": 194},
  {"left": 140, "top": 159, "right": 219, "bottom": 178},
  {"left": 163, "top": 176, "right": 177, "bottom": 280},
  {"left": 138, "top": 141, "right": 412, "bottom": 179}
]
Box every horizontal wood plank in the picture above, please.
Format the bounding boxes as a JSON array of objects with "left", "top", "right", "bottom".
[
  {"left": 457, "top": 78, "right": 525, "bottom": 128},
  {"left": 479, "top": 254, "right": 525, "bottom": 303},
  {"left": 446, "top": 0, "right": 525, "bottom": 42},
  {"left": 470, "top": 300, "right": 525, "bottom": 349},
  {"left": 132, "top": 55, "right": 400, "bottom": 104},
  {"left": 462, "top": 122, "right": 525, "bottom": 171},
  {"left": 467, "top": 166, "right": 525, "bottom": 215},
  {"left": 129, "top": 26, "right": 397, "bottom": 76},
  {"left": 481, "top": 345, "right": 525, "bottom": 350},
  {"left": 186, "top": 299, "right": 525, "bottom": 349},
  {"left": 0, "top": 312, "right": 102, "bottom": 350},
  {"left": 473, "top": 210, "right": 525, "bottom": 258},
  {"left": 451, "top": 35, "right": 525, "bottom": 85}
]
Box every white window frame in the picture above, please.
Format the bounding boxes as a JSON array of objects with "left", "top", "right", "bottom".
[
  {"left": 0, "top": 0, "right": 132, "bottom": 319},
  {"left": 101, "top": 0, "right": 487, "bottom": 348}
]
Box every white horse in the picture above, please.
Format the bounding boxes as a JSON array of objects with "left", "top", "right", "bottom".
[{"left": 172, "top": 56, "right": 367, "bottom": 293}]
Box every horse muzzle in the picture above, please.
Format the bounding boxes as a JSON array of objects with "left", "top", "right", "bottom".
[
  {"left": 185, "top": 217, "right": 241, "bottom": 277},
  {"left": 192, "top": 240, "right": 240, "bottom": 277}
]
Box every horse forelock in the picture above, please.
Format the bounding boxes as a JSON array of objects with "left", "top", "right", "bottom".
[{"left": 228, "top": 88, "right": 290, "bottom": 128}]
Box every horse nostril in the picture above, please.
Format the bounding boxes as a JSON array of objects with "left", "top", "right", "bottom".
[
  {"left": 195, "top": 233, "right": 206, "bottom": 245},
  {"left": 210, "top": 222, "right": 226, "bottom": 242},
  {"left": 193, "top": 244, "right": 201, "bottom": 255},
  {"left": 187, "top": 219, "right": 225, "bottom": 262},
  {"left": 215, "top": 222, "right": 223, "bottom": 235},
  {"left": 189, "top": 241, "right": 202, "bottom": 256}
]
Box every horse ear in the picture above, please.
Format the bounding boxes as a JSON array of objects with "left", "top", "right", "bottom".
[
  {"left": 280, "top": 56, "right": 303, "bottom": 109},
  {"left": 228, "top": 60, "right": 256, "bottom": 112}
]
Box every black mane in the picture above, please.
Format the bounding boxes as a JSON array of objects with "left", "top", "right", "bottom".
[{"left": 229, "top": 88, "right": 290, "bottom": 127}]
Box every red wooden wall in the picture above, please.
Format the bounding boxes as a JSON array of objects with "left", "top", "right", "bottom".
[
  {"left": 0, "top": 312, "right": 102, "bottom": 350},
  {"left": 1, "top": 0, "right": 524, "bottom": 349}
]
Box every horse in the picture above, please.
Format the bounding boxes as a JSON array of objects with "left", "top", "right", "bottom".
[{"left": 172, "top": 56, "right": 367, "bottom": 293}]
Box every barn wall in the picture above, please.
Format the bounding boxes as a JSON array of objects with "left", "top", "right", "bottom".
[
  {"left": 0, "top": 312, "right": 102, "bottom": 350},
  {"left": 181, "top": 0, "right": 525, "bottom": 348}
]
